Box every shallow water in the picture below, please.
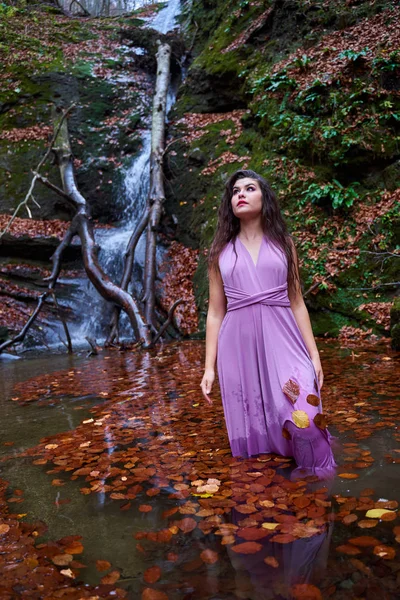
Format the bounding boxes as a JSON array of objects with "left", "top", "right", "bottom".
[{"left": 0, "top": 340, "right": 399, "bottom": 599}]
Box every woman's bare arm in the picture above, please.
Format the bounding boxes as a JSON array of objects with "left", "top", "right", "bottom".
[
  {"left": 200, "top": 265, "right": 227, "bottom": 404},
  {"left": 288, "top": 240, "right": 324, "bottom": 388}
]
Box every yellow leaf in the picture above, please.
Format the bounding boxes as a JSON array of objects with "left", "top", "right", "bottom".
[
  {"left": 262, "top": 523, "right": 279, "bottom": 530},
  {"left": 192, "top": 493, "right": 214, "bottom": 498},
  {"left": 365, "top": 509, "right": 395, "bottom": 519}
]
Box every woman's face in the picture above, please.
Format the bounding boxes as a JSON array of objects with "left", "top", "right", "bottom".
[{"left": 231, "top": 177, "right": 263, "bottom": 219}]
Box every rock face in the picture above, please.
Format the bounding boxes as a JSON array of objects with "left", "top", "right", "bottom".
[
  {"left": 391, "top": 298, "right": 400, "bottom": 350},
  {"left": 163, "top": 0, "right": 399, "bottom": 341}
]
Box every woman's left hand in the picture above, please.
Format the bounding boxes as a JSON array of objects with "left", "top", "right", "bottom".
[{"left": 311, "top": 354, "right": 324, "bottom": 390}]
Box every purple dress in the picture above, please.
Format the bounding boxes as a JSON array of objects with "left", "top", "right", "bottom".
[{"left": 216, "top": 234, "right": 337, "bottom": 475}]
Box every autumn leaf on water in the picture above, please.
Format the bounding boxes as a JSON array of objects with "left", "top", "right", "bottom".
[
  {"left": 336, "top": 544, "right": 361, "bottom": 555},
  {"left": 358, "top": 519, "right": 378, "bottom": 528},
  {"left": 101, "top": 569, "right": 121, "bottom": 584},
  {"left": 365, "top": 509, "right": 395, "bottom": 519},
  {"left": 52, "top": 554, "right": 73, "bottom": 566},
  {"left": 264, "top": 556, "right": 279, "bottom": 568},
  {"left": 261, "top": 522, "right": 279, "bottom": 531},
  {"left": 373, "top": 545, "right": 396, "bottom": 560},
  {"left": 200, "top": 549, "right": 219, "bottom": 564},
  {"left": 177, "top": 517, "right": 197, "bottom": 533},
  {"left": 142, "top": 588, "right": 169, "bottom": 600},
  {"left": 338, "top": 473, "right": 359, "bottom": 480},
  {"left": 96, "top": 559, "right": 111, "bottom": 572},
  {"left": 348, "top": 536, "right": 381, "bottom": 547},
  {"left": 231, "top": 541, "right": 263, "bottom": 554},
  {"left": 290, "top": 583, "right": 322, "bottom": 600},
  {"left": 144, "top": 565, "right": 162, "bottom": 583}
]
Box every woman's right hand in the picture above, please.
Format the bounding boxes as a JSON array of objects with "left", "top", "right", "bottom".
[{"left": 200, "top": 368, "right": 215, "bottom": 405}]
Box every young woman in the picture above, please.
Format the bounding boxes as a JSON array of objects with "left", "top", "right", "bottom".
[{"left": 200, "top": 169, "right": 337, "bottom": 476}]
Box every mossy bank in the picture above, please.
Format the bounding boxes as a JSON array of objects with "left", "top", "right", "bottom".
[{"left": 164, "top": 0, "right": 400, "bottom": 345}]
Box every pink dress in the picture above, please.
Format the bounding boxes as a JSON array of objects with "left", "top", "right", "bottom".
[{"left": 216, "top": 234, "right": 337, "bottom": 476}]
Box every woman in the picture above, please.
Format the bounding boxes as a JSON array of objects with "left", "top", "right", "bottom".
[{"left": 200, "top": 169, "right": 336, "bottom": 476}]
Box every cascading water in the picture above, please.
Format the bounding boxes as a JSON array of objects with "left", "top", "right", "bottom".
[{"left": 56, "top": 0, "right": 181, "bottom": 348}]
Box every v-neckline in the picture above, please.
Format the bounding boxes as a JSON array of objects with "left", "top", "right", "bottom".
[{"left": 237, "top": 235, "right": 264, "bottom": 268}]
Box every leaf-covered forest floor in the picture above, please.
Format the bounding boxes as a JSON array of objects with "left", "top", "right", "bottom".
[{"left": 0, "top": 339, "right": 399, "bottom": 599}]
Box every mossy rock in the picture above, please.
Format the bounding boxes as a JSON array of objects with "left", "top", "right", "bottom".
[
  {"left": 309, "top": 309, "right": 360, "bottom": 338},
  {"left": 390, "top": 297, "right": 400, "bottom": 350},
  {"left": 0, "top": 326, "right": 8, "bottom": 344}
]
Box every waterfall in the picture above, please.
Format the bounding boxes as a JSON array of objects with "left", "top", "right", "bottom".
[{"left": 53, "top": 1, "right": 181, "bottom": 349}]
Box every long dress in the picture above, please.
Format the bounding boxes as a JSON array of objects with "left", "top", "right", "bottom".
[{"left": 216, "top": 234, "right": 337, "bottom": 475}]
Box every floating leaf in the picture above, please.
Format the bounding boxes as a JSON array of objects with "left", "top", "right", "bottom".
[
  {"left": 283, "top": 379, "right": 300, "bottom": 404},
  {"left": 142, "top": 588, "right": 169, "bottom": 600},
  {"left": 373, "top": 545, "right": 396, "bottom": 560},
  {"left": 306, "top": 394, "right": 320, "bottom": 407},
  {"left": 52, "top": 554, "right": 73, "bottom": 566},
  {"left": 338, "top": 473, "right": 359, "bottom": 480},
  {"left": 348, "top": 536, "right": 381, "bottom": 547},
  {"left": 144, "top": 566, "right": 162, "bottom": 583},
  {"left": 96, "top": 559, "right": 111, "bottom": 572},
  {"left": 200, "top": 549, "right": 219, "bottom": 564},
  {"left": 358, "top": 519, "right": 378, "bottom": 529},
  {"left": 343, "top": 514, "right": 358, "bottom": 525},
  {"left": 139, "top": 504, "right": 153, "bottom": 513},
  {"left": 292, "top": 410, "right": 310, "bottom": 429},
  {"left": 177, "top": 517, "right": 197, "bottom": 533},
  {"left": 336, "top": 544, "right": 361, "bottom": 555},
  {"left": 60, "top": 568, "right": 75, "bottom": 579},
  {"left": 235, "top": 504, "right": 257, "bottom": 514},
  {"left": 264, "top": 556, "right": 279, "bottom": 568},
  {"left": 237, "top": 527, "right": 269, "bottom": 540},
  {"left": 231, "top": 541, "right": 263, "bottom": 554},
  {"left": 290, "top": 583, "right": 322, "bottom": 600},
  {"left": 262, "top": 522, "right": 279, "bottom": 531},
  {"left": 282, "top": 427, "right": 292, "bottom": 440},
  {"left": 101, "top": 569, "right": 120, "bottom": 584},
  {"left": 365, "top": 509, "right": 395, "bottom": 519}
]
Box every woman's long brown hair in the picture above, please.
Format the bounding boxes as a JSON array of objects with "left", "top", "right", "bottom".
[{"left": 207, "top": 169, "right": 300, "bottom": 298}]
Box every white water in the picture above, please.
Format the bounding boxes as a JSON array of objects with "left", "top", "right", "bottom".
[{"left": 54, "top": 0, "right": 181, "bottom": 348}]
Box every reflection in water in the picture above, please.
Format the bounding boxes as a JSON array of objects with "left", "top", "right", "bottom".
[{"left": 0, "top": 340, "right": 398, "bottom": 598}]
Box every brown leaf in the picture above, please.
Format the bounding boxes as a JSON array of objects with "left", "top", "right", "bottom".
[
  {"left": 200, "top": 549, "right": 219, "bottom": 564},
  {"left": 177, "top": 517, "right": 197, "bottom": 533},
  {"left": 283, "top": 379, "right": 300, "bottom": 404},
  {"left": 373, "top": 545, "right": 396, "bottom": 560},
  {"left": 264, "top": 556, "right": 279, "bottom": 568},
  {"left": 101, "top": 569, "right": 120, "bottom": 584},
  {"left": 290, "top": 583, "right": 322, "bottom": 600},
  {"left": 96, "top": 559, "right": 111, "bottom": 572},
  {"left": 144, "top": 566, "right": 162, "bottom": 584},
  {"left": 306, "top": 394, "right": 320, "bottom": 407},
  {"left": 348, "top": 536, "right": 380, "bottom": 547},
  {"left": 142, "top": 588, "right": 169, "bottom": 600},
  {"left": 231, "top": 541, "right": 263, "bottom": 554},
  {"left": 336, "top": 544, "right": 361, "bottom": 555},
  {"left": 314, "top": 413, "right": 327, "bottom": 430}
]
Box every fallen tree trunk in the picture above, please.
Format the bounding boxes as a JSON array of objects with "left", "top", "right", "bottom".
[{"left": 143, "top": 41, "right": 172, "bottom": 327}]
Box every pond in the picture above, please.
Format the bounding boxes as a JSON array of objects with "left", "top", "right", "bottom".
[{"left": 0, "top": 339, "right": 399, "bottom": 599}]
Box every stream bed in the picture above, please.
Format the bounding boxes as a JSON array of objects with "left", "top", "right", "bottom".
[{"left": 0, "top": 339, "right": 399, "bottom": 599}]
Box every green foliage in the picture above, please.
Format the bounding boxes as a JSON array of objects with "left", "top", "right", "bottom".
[
  {"left": 337, "top": 46, "right": 370, "bottom": 62},
  {"left": 372, "top": 50, "right": 400, "bottom": 73},
  {"left": 301, "top": 180, "right": 360, "bottom": 209}
]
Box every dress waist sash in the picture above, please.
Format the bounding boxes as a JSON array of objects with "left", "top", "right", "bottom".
[{"left": 224, "top": 283, "right": 291, "bottom": 311}]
